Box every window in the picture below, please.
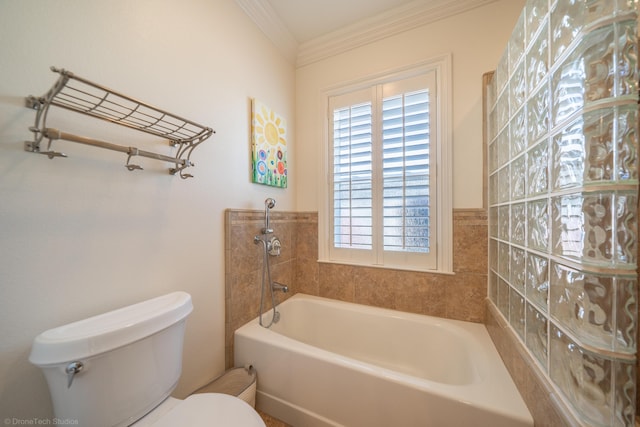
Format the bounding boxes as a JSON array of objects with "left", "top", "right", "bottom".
[{"left": 319, "top": 57, "right": 452, "bottom": 273}]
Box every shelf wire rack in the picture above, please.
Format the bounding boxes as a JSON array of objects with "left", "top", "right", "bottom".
[{"left": 26, "top": 67, "right": 214, "bottom": 178}]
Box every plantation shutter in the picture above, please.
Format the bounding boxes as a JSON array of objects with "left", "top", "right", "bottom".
[
  {"left": 333, "top": 101, "right": 373, "bottom": 249},
  {"left": 329, "top": 89, "right": 373, "bottom": 263},
  {"left": 328, "top": 71, "right": 437, "bottom": 269},
  {"left": 382, "top": 86, "right": 431, "bottom": 253}
]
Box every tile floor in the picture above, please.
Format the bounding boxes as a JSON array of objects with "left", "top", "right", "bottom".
[{"left": 258, "top": 410, "right": 290, "bottom": 427}]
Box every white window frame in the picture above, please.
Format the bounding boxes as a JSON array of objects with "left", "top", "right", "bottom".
[{"left": 318, "top": 54, "right": 453, "bottom": 273}]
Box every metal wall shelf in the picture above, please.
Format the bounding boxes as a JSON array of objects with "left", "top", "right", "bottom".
[{"left": 26, "top": 67, "right": 214, "bottom": 178}]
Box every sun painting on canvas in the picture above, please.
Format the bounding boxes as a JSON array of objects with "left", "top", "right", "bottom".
[{"left": 251, "top": 99, "right": 287, "bottom": 188}]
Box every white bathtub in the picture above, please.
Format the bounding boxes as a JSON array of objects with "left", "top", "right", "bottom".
[{"left": 234, "top": 294, "right": 533, "bottom": 427}]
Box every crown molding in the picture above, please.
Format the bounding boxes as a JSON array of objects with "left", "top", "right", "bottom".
[
  {"left": 236, "top": 0, "right": 499, "bottom": 67},
  {"left": 297, "top": 0, "right": 498, "bottom": 67},
  {"left": 234, "top": 0, "right": 298, "bottom": 63}
]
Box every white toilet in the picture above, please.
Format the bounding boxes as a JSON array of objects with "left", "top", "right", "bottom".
[{"left": 29, "top": 291, "right": 265, "bottom": 427}]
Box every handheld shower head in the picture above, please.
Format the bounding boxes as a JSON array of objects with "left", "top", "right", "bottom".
[
  {"left": 265, "top": 198, "right": 276, "bottom": 210},
  {"left": 262, "top": 198, "right": 276, "bottom": 234}
]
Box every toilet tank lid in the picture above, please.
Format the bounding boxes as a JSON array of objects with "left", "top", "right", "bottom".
[{"left": 29, "top": 291, "right": 193, "bottom": 366}]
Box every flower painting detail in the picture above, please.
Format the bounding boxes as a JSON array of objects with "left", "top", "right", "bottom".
[{"left": 252, "top": 99, "right": 287, "bottom": 188}]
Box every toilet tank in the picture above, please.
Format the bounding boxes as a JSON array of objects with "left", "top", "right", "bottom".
[{"left": 29, "top": 292, "right": 193, "bottom": 427}]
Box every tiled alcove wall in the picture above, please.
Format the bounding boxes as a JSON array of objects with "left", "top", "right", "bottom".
[
  {"left": 487, "top": 0, "right": 639, "bottom": 426},
  {"left": 224, "top": 209, "right": 488, "bottom": 369}
]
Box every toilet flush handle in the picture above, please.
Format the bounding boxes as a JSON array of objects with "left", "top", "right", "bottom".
[{"left": 66, "top": 361, "right": 84, "bottom": 388}]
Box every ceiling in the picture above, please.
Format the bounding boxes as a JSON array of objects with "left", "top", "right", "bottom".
[
  {"left": 264, "top": 0, "right": 417, "bottom": 44},
  {"left": 235, "top": 0, "right": 500, "bottom": 66}
]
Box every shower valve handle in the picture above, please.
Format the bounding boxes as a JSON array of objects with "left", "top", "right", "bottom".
[{"left": 268, "top": 237, "right": 281, "bottom": 256}]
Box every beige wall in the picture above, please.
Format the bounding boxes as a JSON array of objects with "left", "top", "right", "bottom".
[
  {"left": 0, "top": 0, "right": 295, "bottom": 420},
  {"left": 295, "top": 0, "right": 527, "bottom": 211}
]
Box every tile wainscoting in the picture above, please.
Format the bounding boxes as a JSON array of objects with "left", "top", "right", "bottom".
[{"left": 224, "top": 208, "right": 488, "bottom": 368}]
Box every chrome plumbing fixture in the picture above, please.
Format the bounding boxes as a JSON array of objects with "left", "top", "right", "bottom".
[
  {"left": 272, "top": 282, "right": 289, "bottom": 293},
  {"left": 254, "top": 198, "right": 288, "bottom": 327},
  {"left": 262, "top": 198, "right": 276, "bottom": 234},
  {"left": 268, "top": 236, "right": 281, "bottom": 256},
  {"left": 252, "top": 235, "right": 281, "bottom": 256},
  {"left": 65, "top": 361, "right": 84, "bottom": 388}
]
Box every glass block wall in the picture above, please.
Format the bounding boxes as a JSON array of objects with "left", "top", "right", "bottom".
[{"left": 487, "top": 0, "right": 639, "bottom": 425}]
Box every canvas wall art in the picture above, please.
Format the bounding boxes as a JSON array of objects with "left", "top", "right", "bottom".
[{"left": 251, "top": 99, "right": 287, "bottom": 188}]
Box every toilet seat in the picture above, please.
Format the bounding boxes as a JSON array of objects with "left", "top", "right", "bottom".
[{"left": 134, "top": 393, "right": 265, "bottom": 427}]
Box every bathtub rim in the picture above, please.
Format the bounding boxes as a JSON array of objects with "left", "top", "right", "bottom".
[
  {"left": 235, "top": 293, "right": 533, "bottom": 425},
  {"left": 265, "top": 293, "right": 491, "bottom": 386}
]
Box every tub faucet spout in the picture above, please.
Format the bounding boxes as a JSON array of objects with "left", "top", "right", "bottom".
[{"left": 272, "top": 282, "right": 289, "bottom": 293}]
